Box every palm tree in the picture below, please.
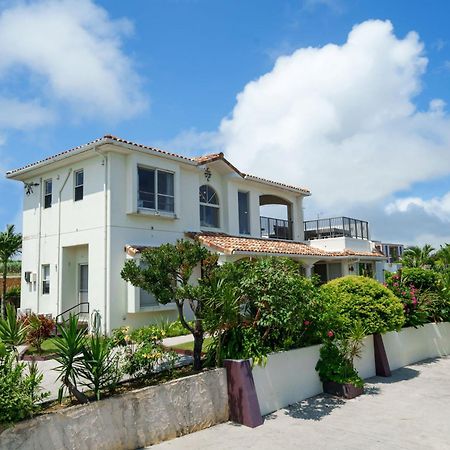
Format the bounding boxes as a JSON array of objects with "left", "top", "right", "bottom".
[
  {"left": 0, "top": 225, "right": 22, "bottom": 318},
  {"left": 434, "top": 243, "right": 450, "bottom": 270},
  {"left": 402, "top": 244, "right": 435, "bottom": 268}
]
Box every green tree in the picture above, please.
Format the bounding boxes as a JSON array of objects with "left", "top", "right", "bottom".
[
  {"left": 121, "top": 239, "right": 211, "bottom": 370},
  {"left": 402, "top": 244, "right": 435, "bottom": 268},
  {"left": 0, "top": 225, "right": 22, "bottom": 319}
]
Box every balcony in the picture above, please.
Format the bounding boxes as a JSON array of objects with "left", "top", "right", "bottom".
[
  {"left": 260, "top": 216, "right": 293, "bottom": 240},
  {"left": 304, "top": 217, "right": 369, "bottom": 240}
]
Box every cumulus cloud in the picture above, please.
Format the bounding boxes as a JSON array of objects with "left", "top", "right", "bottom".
[
  {"left": 386, "top": 193, "right": 450, "bottom": 223},
  {"left": 212, "top": 20, "right": 450, "bottom": 211},
  {"left": 0, "top": 0, "right": 147, "bottom": 126}
]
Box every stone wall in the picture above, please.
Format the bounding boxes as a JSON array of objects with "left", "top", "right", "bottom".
[{"left": 0, "top": 368, "right": 228, "bottom": 450}]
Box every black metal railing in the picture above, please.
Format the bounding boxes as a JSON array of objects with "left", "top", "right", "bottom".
[
  {"left": 304, "top": 217, "right": 369, "bottom": 240},
  {"left": 55, "top": 302, "right": 90, "bottom": 324},
  {"left": 260, "top": 216, "right": 293, "bottom": 240}
]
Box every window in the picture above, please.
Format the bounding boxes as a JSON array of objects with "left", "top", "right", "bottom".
[
  {"left": 42, "top": 264, "right": 50, "bottom": 294},
  {"left": 74, "top": 170, "right": 84, "bottom": 201},
  {"left": 199, "top": 185, "right": 219, "bottom": 228},
  {"left": 238, "top": 191, "right": 250, "bottom": 235},
  {"left": 44, "top": 179, "right": 52, "bottom": 209},
  {"left": 140, "top": 289, "right": 159, "bottom": 308},
  {"left": 138, "top": 167, "right": 174, "bottom": 212}
]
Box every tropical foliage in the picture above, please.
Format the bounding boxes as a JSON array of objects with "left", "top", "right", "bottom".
[
  {"left": 0, "top": 343, "right": 48, "bottom": 424},
  {"left": 0, "top": 224, "right": 22, "bottom": 318}
]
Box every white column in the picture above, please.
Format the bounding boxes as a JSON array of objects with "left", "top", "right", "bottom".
[{"left": 304, "top": 264, "right": 313, "bottom": 278}]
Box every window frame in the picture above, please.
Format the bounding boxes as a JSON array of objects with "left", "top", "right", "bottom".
[
  {"left": 199, "top": 184, "right": 220, "bottom": 228},
  {"left": 44, "top": 179, "right": 52, "bottom": 209},
  {"left": 42, "top": 264, "right": 50, "bottom": 295},
  {"left": 238, "top": 191, "right": 250, "bottom": 235},
  {"left": 74, "top": 169, "right": 84, "bottom": 202},
  {"left": 137, "top": 166, "right": 175, "bottom": 213}
]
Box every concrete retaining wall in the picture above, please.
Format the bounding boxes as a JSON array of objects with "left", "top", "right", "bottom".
[
  {"left": 252, "top": 336, "right": 376, "bottom": 416},
  {"left": 383, "top": 322, "right": 450, "bottom": 370},
  {"left": 252, "top": 324, "right": 450, "bottom": 416},
  {"left": 0, "top": 369, "right": 228, "bottom": 450}
]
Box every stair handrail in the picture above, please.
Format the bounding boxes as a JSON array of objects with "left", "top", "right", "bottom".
[{"left": 55, "top": 302, "right": 90, "bottom": 324}]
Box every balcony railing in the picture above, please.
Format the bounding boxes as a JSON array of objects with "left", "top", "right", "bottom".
[
  {"left": 260, "top": 216, "right": 293, "bottom": 240},
  {"left": 304, "top": 217, "right": 369, "bottom": 240}
]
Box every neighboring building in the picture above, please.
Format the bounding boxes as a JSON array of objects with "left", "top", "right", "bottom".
[
  {"left": 374, "top": 241, "right": 404, "bottom": 280},
  {"left": 6, "top": 135, "right": 386, "bottom": 333}
]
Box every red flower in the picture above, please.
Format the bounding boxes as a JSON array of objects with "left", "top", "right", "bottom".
[
  {"left": 327, "top": 330, "right": 334, "bottom": 338},
  {"left": 304, "top": 320, "right": 311, "bottom": 326}
]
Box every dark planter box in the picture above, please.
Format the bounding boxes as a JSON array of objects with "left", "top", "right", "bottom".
[{"left": 323, "top": 380, "right": 364, "bottom": 399}]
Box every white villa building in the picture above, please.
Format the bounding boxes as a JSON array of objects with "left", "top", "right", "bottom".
[{"left": 6, "top": 135, "right": 386, "bottom": 333}]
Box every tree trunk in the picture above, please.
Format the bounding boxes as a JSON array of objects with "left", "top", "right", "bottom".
[
  {"left": 193, "top": 319, "right": 204, "bottom": 371},
  {"left": 1, "top": 262, "right": 6, "bottom": 319}
]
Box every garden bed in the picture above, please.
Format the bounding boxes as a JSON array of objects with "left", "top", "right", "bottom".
[{"left": 0, "top": 368, "right": 229, "bottom": 450}]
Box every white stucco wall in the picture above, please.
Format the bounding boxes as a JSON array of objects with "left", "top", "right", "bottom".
[{"left": 383, "top": 322, "right": 450, "bottom": 370}]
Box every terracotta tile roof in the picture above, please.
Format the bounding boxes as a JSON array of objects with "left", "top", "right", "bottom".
[
  {"left": 6, "top": 135, "right": 195, "bottom": 176},
  {"left": 193, "top": 153, "right": 224, "bottom": 164},
  {"left": 186, "top": 232, "right": 386, "bottom": 259},
  {"left": 6, "top": 135, "right": 310, "bottom": 194},
  {"left": 243, "top": 173, "right": 310, "bottom": 194}
]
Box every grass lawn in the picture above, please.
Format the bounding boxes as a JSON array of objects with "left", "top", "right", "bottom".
[
  {"left": 26, "top": 337, "right": 60, "bottom": 356},
  {"left": 170, "top": 336, "right": 213, "bottom": 353}
]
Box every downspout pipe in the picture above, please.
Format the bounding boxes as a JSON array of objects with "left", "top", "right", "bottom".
[
  {"left": 94, "top": 147, "right": 109, "bottom": 334},
  {"left": 56, "top": 169, "right": 72, "bottom": 317},
  {"left": 36, "top": 177, "right": 43, "bottom": 313}
]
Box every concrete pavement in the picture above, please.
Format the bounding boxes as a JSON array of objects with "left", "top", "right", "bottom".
[{"left": 150, "top": 356, "right": 450, "bottom": 450}]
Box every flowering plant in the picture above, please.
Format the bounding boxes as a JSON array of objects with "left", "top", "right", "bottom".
[{"left": 385, "top": 273, "right": 428, "bottom": 327}]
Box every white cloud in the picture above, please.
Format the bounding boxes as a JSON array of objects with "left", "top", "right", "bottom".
[
  {"left": 211, "top": 20, "right": 450, "bottom": 210},
  {"left": 386, "top": 193, "right": 450, "bottom": 223},
  {"left": 0, "top": 0, "right": 147, "bottom": 126},
  {"left": 0, "top": 98, "right": 54, "bottom": 129}
]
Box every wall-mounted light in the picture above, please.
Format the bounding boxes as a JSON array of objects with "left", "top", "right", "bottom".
[
  {"left": 348, "top": 265, "right": 354, "bottom": 272},
  {"left": 204, "top": 167, "right": 212, "bottom": 182},
  {"left": 24, "top": 182, "right": 39, "bottom": 195}
]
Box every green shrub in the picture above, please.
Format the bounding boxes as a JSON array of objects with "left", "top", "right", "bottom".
[
  {"left": 315, "top": 322, "right": 366, "bottom": 387},
  {"left": 158, "top": 319, "right": 192, "bottom": 337},
  {"left": 0, "top": 347, "right": 48, "bottom": 424},
  {"left": 321, "top": 276, "right": 405, "bottom": 335},
  {"left": 205, "top": 258, "right": 324, "bottom": 365},
  {"left": 401, "top": 268, "right": 439, "bottom": 291},
  {"left": 0, "top": 303, "right": 28, "bottom": 347},
  {"left": 79, "top": 334, "right": 122, "bottom": 400}
]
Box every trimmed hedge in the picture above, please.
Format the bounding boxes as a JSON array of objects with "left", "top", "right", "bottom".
[{"left": 321, "top": 275, "right": 405, "bottom": 335}]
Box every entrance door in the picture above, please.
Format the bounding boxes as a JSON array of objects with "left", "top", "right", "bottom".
[{"left": 78, "top": 264, "right": 89, "bottom": 313}]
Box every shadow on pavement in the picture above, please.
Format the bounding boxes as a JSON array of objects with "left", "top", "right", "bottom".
[
  {"left": 283, "top": 394, "right": 346, "bottom": 421},
  {"left": 369, "top": 367, "right": 420, "bottom": 385}
]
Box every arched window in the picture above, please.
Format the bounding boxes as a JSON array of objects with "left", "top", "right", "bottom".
[{"left": 199, "top": 185, "right": 219, "bottom": 228}]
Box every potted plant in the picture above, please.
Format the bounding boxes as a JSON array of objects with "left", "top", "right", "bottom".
[{"left": 315, "top": 323, "right": 365, "bottom": 399}]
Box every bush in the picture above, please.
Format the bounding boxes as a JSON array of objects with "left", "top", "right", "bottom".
[
  {"left": 5, "top": 286, "right": 20, "bottom": 308},
  {"left": 204, "top": 258, "right": 324, "bottom": 365},
  {"left": 157, "top": 319, "right": 192, "bottom": 337},
  {"left": 0, "top": 303, "right": 27, "bottom": 347},
  {"left": 321, "top": 276, "right": 405, "bottom": 335},
  {"left": 400, "top": 268, "right": 439, "bottom": 291},
  {"left": 20, "top": 314, "right": 55, "bottom": 354},
  {"left": 123, "top": 326, "right": 176, "bottom": 378},
  {"left": 385, "top": 273, "right": 429, "bottom": 327},
  {"left": 0, "top": 346, "right": 48, "bottom": 424}
]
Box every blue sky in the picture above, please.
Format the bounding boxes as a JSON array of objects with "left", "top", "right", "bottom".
[{"left": 1, "top": 0, "right": 450, "bottom": 246}]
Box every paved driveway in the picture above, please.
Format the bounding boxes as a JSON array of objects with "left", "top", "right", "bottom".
[{"left": 150, "top": 357, "right": 450, "bottom": 450}]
